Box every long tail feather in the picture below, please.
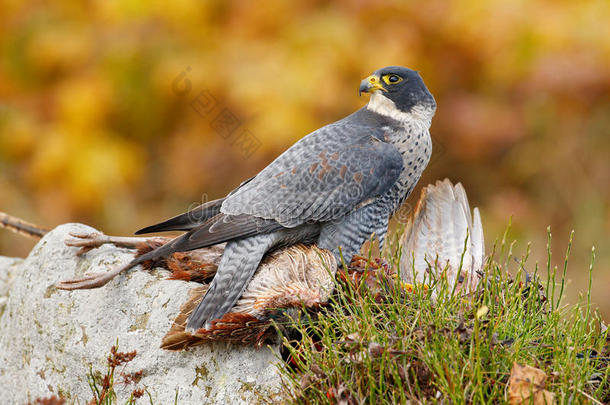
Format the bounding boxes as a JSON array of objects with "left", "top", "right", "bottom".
[{"left": 186, "top": 233, "right": 279, "bottom": 331}]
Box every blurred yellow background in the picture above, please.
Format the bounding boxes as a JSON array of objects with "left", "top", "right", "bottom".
[{"left": 1, "top": 0, "right": 608, "bottom": 318}]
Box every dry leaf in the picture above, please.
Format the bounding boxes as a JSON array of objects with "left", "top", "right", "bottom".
[
  {"left": 508, "top": 362, "right": 556, "bottom": 405},
  {"left": 476, "top": 305, "right": 489, "bottom": 319}
]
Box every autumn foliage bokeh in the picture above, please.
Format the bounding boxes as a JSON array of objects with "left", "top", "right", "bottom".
[{"left": 1, "top": 1, "right": 608, "bottom": 317}]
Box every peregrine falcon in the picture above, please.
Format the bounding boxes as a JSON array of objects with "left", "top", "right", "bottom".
[{"left": 57, "top": 66, "right": 437, "bottom": 332}]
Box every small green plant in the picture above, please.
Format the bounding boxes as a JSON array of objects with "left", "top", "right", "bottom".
[{"left": 277, "top": 228, "right": 609, "bottom": 404}]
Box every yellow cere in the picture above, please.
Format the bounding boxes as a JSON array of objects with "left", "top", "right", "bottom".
[{"left": 366, "top": 75, "right": 387, "bottom": 92}]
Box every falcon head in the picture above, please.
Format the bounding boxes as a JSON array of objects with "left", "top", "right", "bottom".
[{"left": 359, "top": 66, "right": 436, "bottom": 120}]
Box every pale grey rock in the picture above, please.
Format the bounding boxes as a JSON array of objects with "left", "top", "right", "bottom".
[
  {"left": 0, "top": 224, "right": 281, "bottom": 404},
  {"left": 0, "top": 256, "right": 22, "bottom": 316}
]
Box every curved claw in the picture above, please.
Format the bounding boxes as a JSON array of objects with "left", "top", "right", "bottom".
[
  {"left": 56, "top": 273, "right": 111, "bottom": 290},
  {"left": 56, "top": 261, "right": 135, "bottom": 290}
]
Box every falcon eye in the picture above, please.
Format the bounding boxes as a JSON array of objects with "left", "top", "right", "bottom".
[{"left": 382, "top": 74, "right": 403, "bottom": 85}]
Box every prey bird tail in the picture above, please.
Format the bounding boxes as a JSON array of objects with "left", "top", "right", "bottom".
[
  {"left": 186, "top": 233, "right": 278, "bottom": 331},
  {"left": 0, "top": 212, "right": 49, "bottom": 239}
]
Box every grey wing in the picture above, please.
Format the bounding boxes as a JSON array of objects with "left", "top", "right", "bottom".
[
  {"left": 135, "top": 213, "right": 282, "bottom": 262},
  {"left": 134, "top": 198, "right": 225, "bottom": 234},
  {"left": 221, "top": 123, "right": 404, "bottom": 227},
  {"left": 135, "top": 176, "right": 256, "bottom": 235}
]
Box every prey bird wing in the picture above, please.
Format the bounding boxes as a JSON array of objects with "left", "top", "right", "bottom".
[{"left": 220, "top": 123, "right": 404, "bottom": 227}]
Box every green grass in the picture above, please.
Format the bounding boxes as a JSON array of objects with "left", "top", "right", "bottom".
[{"left": 277, "top": 228, "right": 609, "bottom": 404}]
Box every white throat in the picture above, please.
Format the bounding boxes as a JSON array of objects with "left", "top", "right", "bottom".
[{"left": 366, "top": 92, "right": 434, "bottom": 125}]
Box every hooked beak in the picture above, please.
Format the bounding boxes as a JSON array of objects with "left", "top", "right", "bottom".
[{"left": 359, "top": 75, "right": 387, "bottom": 96}]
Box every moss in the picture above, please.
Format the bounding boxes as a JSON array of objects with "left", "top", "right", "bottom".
[
  {"left": 238, "top": 381, "right": 254, "bottom": 402},
  {"left": 191, "top": 363, "right": 209, "bottom": 387},
  {"left": 56, "top": 386, "right": 72, "bottom": 401},
  {"left": 45, "top": 355, "right": 67, "bottom": 374},
  {"left": 129, "top": 312, "right": 150, "bottom": 331},
  {"left": 80, "top": 325, "right": 88, "bottom": 345},
  {"left": 43, "top": 285, "right": 57, "bottom": 298},
  {"left": 34, "top": 317, "right": 43, "bottom": 335},
  {"left": 238, "top": 380, "right": 284, "bottom": 404}
]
